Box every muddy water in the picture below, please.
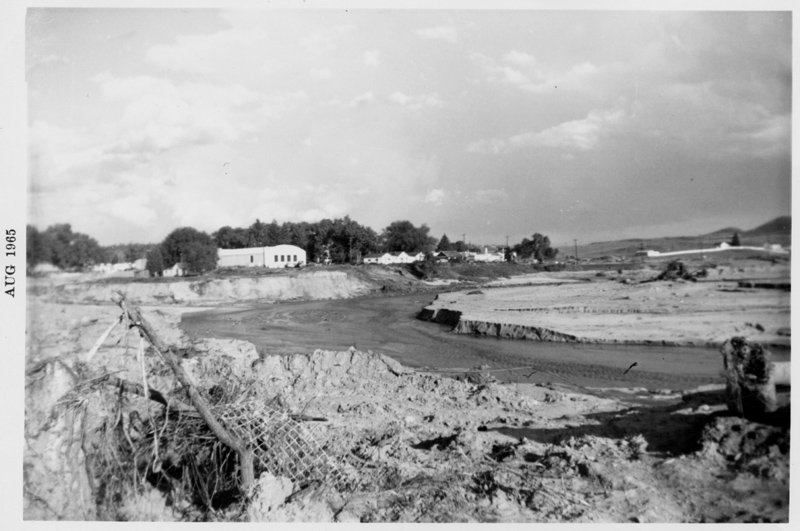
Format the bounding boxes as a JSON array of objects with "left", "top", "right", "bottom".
[{"left": 181, "top": 293, "right": 789, "bottom": 391}]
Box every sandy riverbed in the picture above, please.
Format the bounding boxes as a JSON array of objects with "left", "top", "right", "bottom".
[{"left": 422, "top": 261, "right": 791, "bottom": 348}]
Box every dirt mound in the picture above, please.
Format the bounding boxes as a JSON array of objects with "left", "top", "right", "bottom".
[{"left": 698, "top": 416, "right": 790, "bottom": 479}]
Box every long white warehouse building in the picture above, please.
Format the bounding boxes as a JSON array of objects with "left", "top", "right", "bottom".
[{"left": 218, "top": 245, "right": 307, "bottom": 269}]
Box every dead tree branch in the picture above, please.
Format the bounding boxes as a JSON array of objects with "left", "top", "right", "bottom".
[{"left": 112, "top": 292, "right": 255, "bottom": 493}]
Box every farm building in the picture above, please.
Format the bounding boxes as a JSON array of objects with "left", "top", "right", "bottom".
[{"left": 217, "top": 244, "right": 306, "bottom": 269}]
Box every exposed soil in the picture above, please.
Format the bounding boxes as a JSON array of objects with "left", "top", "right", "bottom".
[
  {"left": 23, "top": 258, "right": 791, "bottom": 522},
  {"left": 421, "top": 260, "right": 790, "bottom": 349}
]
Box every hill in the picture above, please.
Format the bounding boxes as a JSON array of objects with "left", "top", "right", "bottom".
[
  {"left": 745, "top": 216, "right": 791, "bottom": 236},
  {"left": 574, "top": 216, "right": 790, "bottom": 260}
]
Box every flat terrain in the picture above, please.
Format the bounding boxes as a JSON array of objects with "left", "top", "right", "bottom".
[{"left": 425, "top": 261, "right": 791, "bottom": 348}]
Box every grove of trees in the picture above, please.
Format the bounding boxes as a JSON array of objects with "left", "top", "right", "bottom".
[
  {"left": 512, "top": 233, "right": 558, "bottom": 262},
  {"left": 213, "top": 217, "right": 381, "bottom": 264},
  {"left": 28, "top": 216, "right": 560, "bottom": 273},
  {"left": 380, "top": 220, "right": 438, "bottom": 253},
  {"left": 160, "top": 227, "right": 218, "bottom": 274},
  {"left": 27, "top": 224, "right": 107, "bottom": 270}
]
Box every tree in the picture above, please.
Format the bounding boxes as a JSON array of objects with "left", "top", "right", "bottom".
[
  {"left": 513, "top": 232, "right": 555, "bottom": 262},
  {"left": 730, "top": 232, "right": 742, "bottom": 247},
  {"left": 213, "top": 226, "right": 249, "bottom": 249},
  {"left": 161, "top": 227, "right": 218, "bottom": 273},
  {"left": 146, "top": 246, "right": 165, "bottom": 277},
  {"left": 182, "top": 240, "right": 219, "bottom": 274},
  {"left": 28, "top": 224, "right": 106, "bottom": 270},
  {"left": 381, "top": 220, "right": 437, "bottom": 253},
  {"left": 437, "top": 234, "right": 452, "bottom": 251}
]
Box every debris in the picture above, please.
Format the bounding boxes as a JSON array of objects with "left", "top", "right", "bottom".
[
  {"left": 719, "top": 337, "right": 778, "bottom": 419},
  {"left": 622, "top": 362, "right": 638, "bottom": 375}
]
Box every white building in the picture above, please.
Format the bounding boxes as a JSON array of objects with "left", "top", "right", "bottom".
[
  {"left": 472, "top": 247, "right": 505, "bottom": 263},
  {"left": 363, "top": 251, "right": 425, "bottom": 264},
  {"left": 363, "top": 252, "right": 394, "bottom": 265},
  {"left": 218, "top": 244, "right": 307, "bottom": 269}
]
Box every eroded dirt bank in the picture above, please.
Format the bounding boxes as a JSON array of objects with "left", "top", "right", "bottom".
[
  {"left": 419, "top": 262, "right": 791, "bottom": 349},
  {"left": 30, "top": 269, "right": 382, "bottom": 306},
  {"left": 25, "top": 297, "right": 790, "bottom": 522}
]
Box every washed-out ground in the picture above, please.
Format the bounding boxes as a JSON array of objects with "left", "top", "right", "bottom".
[{"left": 23, "top": 259, "right": 790, "bottom": 522}]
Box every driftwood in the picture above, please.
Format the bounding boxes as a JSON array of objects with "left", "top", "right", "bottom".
[
  {"left": 112, "top": 292, "right": 256, "bottom": 493},
  {"left": 719, "top": 337, "right": 778, "bottom": 419}
]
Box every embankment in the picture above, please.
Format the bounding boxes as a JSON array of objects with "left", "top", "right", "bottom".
[
  {"left": 47, "top": 270, "right": 378, "bottom": 305},
  {"left": 417, "top": 270, "right": 791, "bottom": 349}
]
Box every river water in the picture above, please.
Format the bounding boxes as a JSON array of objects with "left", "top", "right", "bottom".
[{"left": 181, "top": 292, "right": 789, "bottom": 391}]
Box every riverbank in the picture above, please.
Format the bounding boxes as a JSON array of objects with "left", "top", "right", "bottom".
[{"left": 419, "top": 260, "right": 791, "bottom": 349}]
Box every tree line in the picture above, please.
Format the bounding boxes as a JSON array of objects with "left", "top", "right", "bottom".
[{"left": 27, "top": 218, "right": 558, "bottom": 275}]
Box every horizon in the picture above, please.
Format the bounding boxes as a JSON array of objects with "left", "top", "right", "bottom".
[
  {"left": 27, "top": 212, "right": 789, "bottom": 252},
  {"left": 26, "top": 8, "right": 791, "bottom": 248}
]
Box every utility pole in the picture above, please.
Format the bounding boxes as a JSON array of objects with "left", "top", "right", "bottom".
[{"left": 573, "top": 239, "right": 578, "bottom": 261}]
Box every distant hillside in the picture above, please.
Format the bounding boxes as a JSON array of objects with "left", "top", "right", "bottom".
[
  {"left": 744, "top": 216, "right": 791, "bottom": 236},
  {"left": 573, "top": 216, "right": 791, "bottom": 260},
  {"left": 703, "top": 226, "right": 742, "bottom": 237}
]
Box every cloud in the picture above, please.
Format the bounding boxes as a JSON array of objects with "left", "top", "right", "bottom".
[
  {"left": 347, "top": 91, "right": 374, "bottom": 108},
  {"left": 92, "top": 73, "right": 266, "bottom": 154},
  {"left": 389, "top": 91, "right": 443, "bottom": 111},
  {"left": 424, "top": 189, "right": 445, "bottom": 206},
  {"left": 146, "top": 25, "right": 271, "bottom": 75},
  {"left": 416, "top": 26, "right": 458, "bottom": 43},
  {"left": 364, "top": 49, "right": 381, "bottom": 67},
  {"left": 26, "top": 53, "right": 70, "bottom": 72},
  {"left": 471, "top": 52, "right": 604, "bottom": 92},
  {"left": 98, "top": 193, "right": 158, "bottom": 226},
  {"left": 468, "top": 108, "right": 626, "bottom": 153},
  {"left": 502, "top": 50, "right": 536, "bottom": 66}
]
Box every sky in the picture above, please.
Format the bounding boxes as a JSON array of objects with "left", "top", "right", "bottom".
[{"left": 25, "top": 7, "right": 792, "bottom": 248}]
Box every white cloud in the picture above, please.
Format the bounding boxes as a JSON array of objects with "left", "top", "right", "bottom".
[
  {"left": 468, "top": 108, "right": 626, "bottom": 153},
  {"left": 146, "top": 26, "right": 272, "bottom": 75},
  {"left": 389, "top": 91, "right": 443, "bottom": 111},
  {"left": 27, "top": 53, "right": 70, "bottom": 72},
  {"left": 472, "top": 52, "right": 603, "bottom": 92},
  {"left": 416, "top": 26, "right": 458, "bottom": 43},
  {"left": 522, "top": 61, "right": 600, "bottom": 93},
  {"left": 424, "top": 189, "right": 445, "bottom": 206},
  {"left": 98, "top": 194, "right": 158, "bottom": 226},
  {"left": 364, "top": 49, "right": 381, "bottom": 67},
  {"left": 503, "top": 50, "right": 536, "bottom": 66},
  {"left": 92, "top": 73, "right": 267, "bottom": 154},
  {"left": 347, "top": 91, "right": 374, "bottom": 108}
]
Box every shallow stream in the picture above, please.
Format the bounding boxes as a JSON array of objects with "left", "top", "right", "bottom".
[{"left": 181, "top": 293, "right": 789, "bottom": 391}]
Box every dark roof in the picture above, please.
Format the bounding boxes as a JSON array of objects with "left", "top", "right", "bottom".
[{"left": 436, "top": 250, "right": 460, "bottom": 257}]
